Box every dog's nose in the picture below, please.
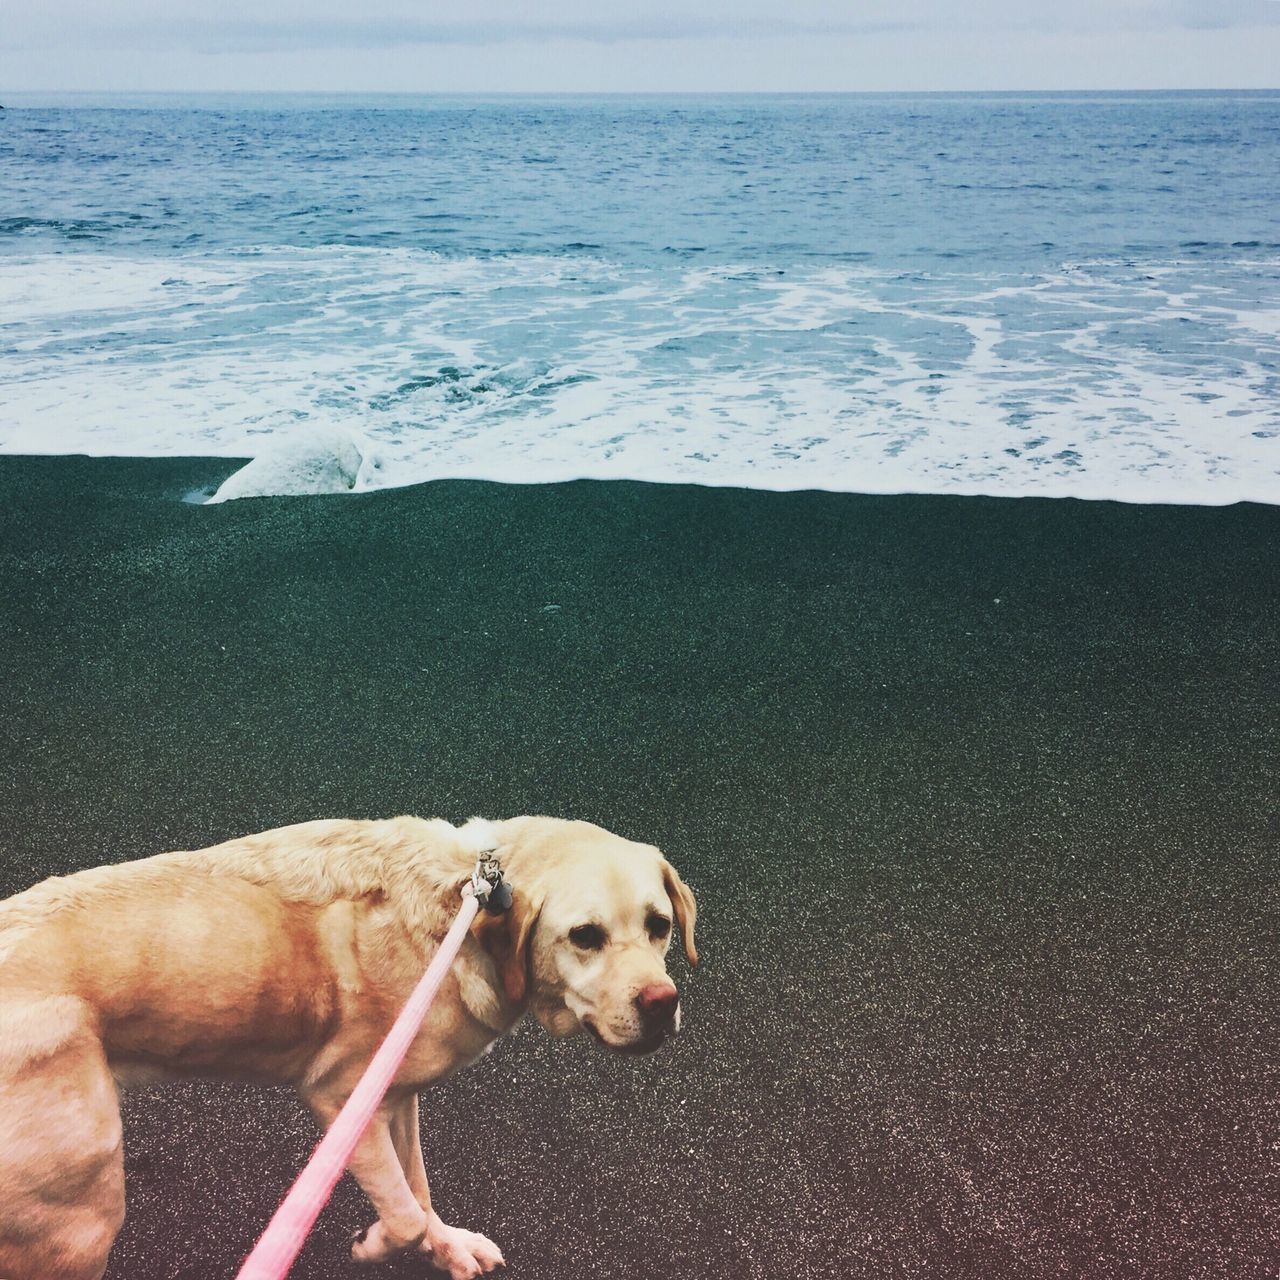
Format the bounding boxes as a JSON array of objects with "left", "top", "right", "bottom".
[{"left": 636, "top": 982, "right": 679, "bottom": 1027}]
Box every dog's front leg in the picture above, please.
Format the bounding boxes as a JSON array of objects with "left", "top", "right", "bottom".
[
  {"left": 303, "top": 1090, "right": 429, "bottom": 1265},
  {"left": 389, "top": 1094, "right": 506, "bottom": 1279}
]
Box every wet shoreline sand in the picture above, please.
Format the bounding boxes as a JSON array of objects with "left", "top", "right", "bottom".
[{"left": 1, "top": 455, "right": 1276, "bottom": 1279}]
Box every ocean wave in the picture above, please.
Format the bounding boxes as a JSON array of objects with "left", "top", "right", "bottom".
[
  {"left": 0, "top": 215, "right": 122, "bottom": 240},
  {"left": 1, "top": 245, "right": 1277, "bottom": 505}
]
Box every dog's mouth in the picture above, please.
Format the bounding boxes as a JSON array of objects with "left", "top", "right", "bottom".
[{"left": 583, "top": 1017, "right": 668, "bottom": 1056}]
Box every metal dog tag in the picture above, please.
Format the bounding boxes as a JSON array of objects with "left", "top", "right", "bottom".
[{"left": 486, "top": 876, "right": 513, "bottom": 914}]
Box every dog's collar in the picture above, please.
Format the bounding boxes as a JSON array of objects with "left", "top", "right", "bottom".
[{"left": 469, "top": 850, "right": 513, "bottom": 914}]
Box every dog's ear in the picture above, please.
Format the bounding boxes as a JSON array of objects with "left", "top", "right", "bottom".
[
  {"left": 662, "top": 861, "right": 699, "bottom": 967},
  {"left": 472, "top": 890, "right": 542, "bottom": 1005}
]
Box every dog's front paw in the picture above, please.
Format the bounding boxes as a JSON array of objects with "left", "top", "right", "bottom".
[
  {"left": 420, "top": 1216, "right": 505, "bottom": 1279},
  {"left": 350, "top": 1213, "right": 428, "bottom": 1265}
]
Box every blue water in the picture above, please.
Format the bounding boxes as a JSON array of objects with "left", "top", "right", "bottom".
[{"left": 2, "top": 92, "right": 1278, "bottom": 501}]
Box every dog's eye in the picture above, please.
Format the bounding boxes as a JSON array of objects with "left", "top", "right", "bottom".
[
  {"left": 647, "top": 914, "right": 672, "bottom": 940},
  {"left": 569, "top": 924, "right": 607, "bottom": 950}
]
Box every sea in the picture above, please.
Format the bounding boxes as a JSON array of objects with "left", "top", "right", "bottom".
[{"left": 2, "top": 91, "right": 1278, "bottom": 503}]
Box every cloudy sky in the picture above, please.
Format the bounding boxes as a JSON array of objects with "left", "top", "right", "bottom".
[{"left": 3, "top": 1, "right": 1279, "bottom": 93}]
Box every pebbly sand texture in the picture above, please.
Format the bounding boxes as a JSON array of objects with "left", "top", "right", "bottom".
[{"left": 0, "top": 455, "right": 1277, "bottom": 1280}]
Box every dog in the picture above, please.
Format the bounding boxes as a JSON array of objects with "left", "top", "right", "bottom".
[{"left": 0, "top": 815, "right": 698, "bottom": 1280}]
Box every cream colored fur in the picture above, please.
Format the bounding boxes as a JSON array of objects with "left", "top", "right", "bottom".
[{"left": 0, "top": 815, "right": 697, "bottom": 1280}]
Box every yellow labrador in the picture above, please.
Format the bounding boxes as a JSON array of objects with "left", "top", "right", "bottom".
[{"left": 0, "top": 815, "right": 698, "bottom": 1280}]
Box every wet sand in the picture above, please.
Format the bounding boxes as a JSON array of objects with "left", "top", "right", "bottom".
[{"left": 1, "top": 455, "right": 1276, "bottom": 1279}]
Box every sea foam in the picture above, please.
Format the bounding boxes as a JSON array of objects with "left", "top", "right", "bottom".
[
  {"left": 1, "top": 246, "right": 1277, "bottom": 505},
  {"left": 207, "top": 428, "right": 380, "bottom": 502}
]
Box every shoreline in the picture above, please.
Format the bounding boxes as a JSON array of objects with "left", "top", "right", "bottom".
[
  {"left": 1, "top": 454, "right": 1277, "bottom": 1279},
  {"left": 4, "top": 449, "right": 1278, "bottom": 509}
]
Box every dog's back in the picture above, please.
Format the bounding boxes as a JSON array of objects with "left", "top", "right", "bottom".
[
  {"left": 0, "top": 816, "right": 473, "bottom": 1278},
  {"left": 0, "top": 841, "right": 336, "bottom": 1280}
]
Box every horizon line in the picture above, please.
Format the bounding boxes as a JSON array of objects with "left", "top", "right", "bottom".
[{"left": 5, "top": 86, "right": 1280, "bottom": 98}]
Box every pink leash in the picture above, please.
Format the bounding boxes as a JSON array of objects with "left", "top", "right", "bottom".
[{"left": 235, "top": 881, "right": 485, "bottom": 1280}]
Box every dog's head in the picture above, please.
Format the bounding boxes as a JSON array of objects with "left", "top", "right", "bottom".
[{"left": 472, "top": 818, "right": 698, "bottom": 1054}]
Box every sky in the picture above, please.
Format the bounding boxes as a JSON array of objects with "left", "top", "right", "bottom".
[{"left": 2, "top": 0, "right": 1279, "bottom": 93}]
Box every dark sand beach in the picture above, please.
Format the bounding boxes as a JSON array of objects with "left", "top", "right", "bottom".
[{"left": 1, "top": 455, "right": 1276, "bottom": 1280}]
